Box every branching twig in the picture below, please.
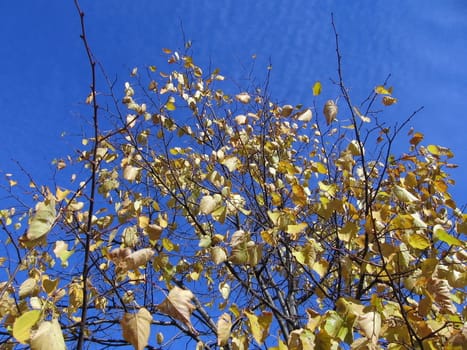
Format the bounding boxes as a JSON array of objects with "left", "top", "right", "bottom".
[{"left": 73, "top": 1, "right": 101, "bottom": 348}]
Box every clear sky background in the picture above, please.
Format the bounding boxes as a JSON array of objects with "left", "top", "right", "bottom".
[{"left": 1, "top": 1, "right": 466, "bottom": 204}]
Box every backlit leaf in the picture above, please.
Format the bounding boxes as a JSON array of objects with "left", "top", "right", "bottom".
[
  {"left": 124, "top": 248, "right": 155, "bottom": 271},
  {"left": 323, "top": 100, "right": 338, "bottom": 125},
  {"left": 235, "top": 92, "right": 251, "bottom": 104},
  {"left": 13, "top": 310, "right": 41, "bottom": 344},
  {"left": 312, "top": 81, "right": 322, "bottom": 96},
  {"left": 433, "top": 224, "right": 463, "bottom": 246},
  {"left": 244, "top": 310, "right": 272, "bottom": 345},
  {"left": 374, "top": 85, "right": 392, "bottom": 95},
  {"left": 393, "top": 185, "right": 419, "bottom": 203},
  {"left": 120, "top": 308, "right": 153, "bottom": 350},
  {"left": 157, "top": 287, "right": 197, "bottom": 334},
  {"left": 26, "top": 194, "right": 56, "bottom": 241},
  {"left": 407, "top": 233, "right": 431, "bottom": 250},
  {"left": 217, "top": 313, "right": 232, "bottom": 346},
  {"left": 30, "top": 319, "right": 66, "bottom": 350},
  {"left": 382, "top": 96, "right": 398, "bottom": 106},
  {"left": 296, "top": 108, "right": 313, "bottom": 122}
]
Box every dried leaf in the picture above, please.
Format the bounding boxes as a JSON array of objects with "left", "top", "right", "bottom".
[
  {"left": 235, "top": 92, "right": 251, "bottom": 104},
  {"left": 217, "top": 313, "right": 232, "bottom": 346},
  {"left": 157, "top": 286, "right": 197, "bottom": 334},
  {"left": 124, "top": 248, "right": 155, "bottom": 271},
  {"left": 356, "top": 311, "right": 381, "bottom": 344},
  {"left": 199, "top": 195, "right": 218, "bottom": 215},
  {"left": 120, "top": 308, "right": 153, "bottom": 350},
  {"left": 296, "top": 108, "right": 313, "bottom": 122},
  {"left": 427, "top": 278, "right": 457, "bottom": 314},
  {"left": 382, "top": 96, "right": 398, "bottom": 106},
  {"left": 323, "top": 100, "right": 338, "bottom": 125}
]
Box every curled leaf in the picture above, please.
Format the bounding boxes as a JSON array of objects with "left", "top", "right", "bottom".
[
  {"left": 157, "top": 286, "right": 198, "bottom": 335},
  {"left": 235, "top": 92, "right": 251, "bottom": 104},
  {"left": 323, "top": 100, "right": 338, "bottom": 125}
]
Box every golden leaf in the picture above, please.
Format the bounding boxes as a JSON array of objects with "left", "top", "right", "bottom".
[{"left": 312, "top": 81, "right": 322, "bottom": 96}]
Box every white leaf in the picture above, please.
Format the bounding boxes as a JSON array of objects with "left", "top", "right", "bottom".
[
  {"left": 393, "top": 185, "right": 419, "bottom": 203},
  {"left": 199, "top": 195, "right": 218, "bottom": 215},
  {"left": 296, "top": 109, "right": 312, "bottom": 122},
  {"left": 31, "top": 319, "right": 66, "bottom": 350}
]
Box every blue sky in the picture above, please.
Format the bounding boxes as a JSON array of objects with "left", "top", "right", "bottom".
[{"left": 0, "top": 1, "right": 466, "bottom": 197}]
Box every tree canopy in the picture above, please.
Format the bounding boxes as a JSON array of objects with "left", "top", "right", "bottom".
[{"left": 0, "top": 5, "right": 465, "bottom": 350}]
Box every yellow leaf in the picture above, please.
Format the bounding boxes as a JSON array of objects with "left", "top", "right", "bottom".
[
  {"left": 137, "top": 216, "right": 149, "bottom": 229},
  {"left": 244, "top": 310, "right": 272, "bottom": 345},
  {"left": 30, "top": 319, "right": 66, "bottom": 350},
  {"left": 312, "top": 259, "right": 328, "bottom": 278},
  {"left": 123, "top": 165, "right": 140, "bottom": 181},
  {"left": 357, "top": 312, "right": 381, "bottom": 344},
  {"left": 312, "top": 81, "right": 322, "bottom": 96},
  {"left": 120, "top": 308, "right": 153, "bottom": 350},
  {"left": 217, "top": 313, "right": 232, "bottom": 346},
  {"left": 211, "top": 246, "right": 227, "bottom": 265},
  {"left": 374, "top": 85, "right": 393, "bottom": 95},
  {"left": 55, "top": 187, "right": 69, "bottom": 201},
  {"left": 433, "top": 224, "right": 463, "bottom": 246},
  {"left": 221, "top": 156, "right": 240, "bottom": 172},
  {"left": 292, "top": 184, "right": 307, "bottom": 206},
  {"left": 26, "top": 194, "right": 56, "bottom": 241},
  {"left": 286, "top": 223, "right": 308, "bottom": 237},
  {"left": 13, "top": 310, "right": 41, "bottom": 344},
  {"left": 407, "top": 233, "right": 431, "bottom": 250}
]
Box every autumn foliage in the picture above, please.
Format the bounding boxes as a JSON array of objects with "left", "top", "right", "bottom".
[{"left": 0, "top": 6, "right": 466, "bottom": 350}]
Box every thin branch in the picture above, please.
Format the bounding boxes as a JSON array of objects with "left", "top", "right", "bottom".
[{"left": 73, "top": 1, "right": 101, "bottom": 348}]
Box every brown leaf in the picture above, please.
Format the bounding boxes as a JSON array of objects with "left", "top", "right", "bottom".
[
  {"left": 120, "top": 308, "right": 153, "bottom": 350},
  {"left": 157, "top": 286, "right": 198, "bottom": 335},
  {"left": 427, "top": 277, "right": 457, "bottom": 314}
]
